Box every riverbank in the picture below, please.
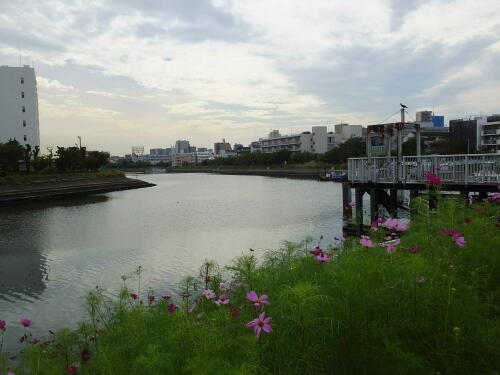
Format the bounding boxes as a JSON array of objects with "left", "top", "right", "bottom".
[
  {"left": 169, "top": 167, "right": 328, "bottom": 179},
  {"left": 0, "top": 174, "right": 155, "bottom": 204},
  {"left": 1, "top": 194, "right": 498, "bottom": 374}
]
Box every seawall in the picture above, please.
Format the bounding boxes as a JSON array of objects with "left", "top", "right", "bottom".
[
  {"left": 168, "top": 168, "right": 323, "bottom": 179},
  {"left": 0, "top": 177, "right": 155, "bottom": 204}
]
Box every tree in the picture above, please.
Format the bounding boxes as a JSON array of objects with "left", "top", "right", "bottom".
[
  {"left": 0, "top": 140, "right": 24, "bottom": 172},
  {"left": 23, "top": 144, "right": 32, "bottom": 172},
  {"left": 321, "top": 137, "right": 365, "bottom": 164},
  {"left": 84, "top": 151, "right": 109, "bottom": 171},
  {"left": 402, "top": 137, "right": 426, "bottom": 156},
  {"left": 55, "top": 146, "right": 85, "bottom": 172}
]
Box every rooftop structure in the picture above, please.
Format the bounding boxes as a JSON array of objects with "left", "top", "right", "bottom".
[{"left": 0, "top": 65, "right": 40, "bottom": 146}]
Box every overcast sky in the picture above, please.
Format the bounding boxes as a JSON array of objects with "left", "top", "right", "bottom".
[{"left": 1, "top": 0, "right": 500, "bottom": 154}]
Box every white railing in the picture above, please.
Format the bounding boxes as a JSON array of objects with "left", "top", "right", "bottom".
[{"left": 348, "top": 154, "right": 500, "bottom": 184}]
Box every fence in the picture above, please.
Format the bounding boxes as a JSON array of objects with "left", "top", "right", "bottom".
[{"left": 348, "top": 154, "right": 500, "bottom": 184}]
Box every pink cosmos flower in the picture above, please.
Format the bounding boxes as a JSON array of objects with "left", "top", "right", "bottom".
[
  {"left": 148, "top": 295, "right": 155, "bottom": 302},
  {"left": 65, "top": 365, "right": 77, "bottom": 374},
  {"left": 385, "top": 218, "right": 398, "bottom": 229},
  {"left": 348, "top": 201, "right": 357, "bottom": 207},
  {"left": 162, "top": 296, "right": 171, "bottom": 300},
  {"left": 438, "top": 230, "right": 461, "bottom": 237},
  {"left": 0, "top": 320, "right": 6, "bottom": 331},
  {"left": 454, "top": 236, "right": 466, "bottom": 248},
  {"left": 129, "top": 293, "right": 138, "bottom": 300},
  {"left": 425, "top": 172, "right": 442, "bottom": 186},
  {"left": 20, "top": 318, "right": 31, "bottom": 327},
  {"left": 435, "top": 165, "right": 442, "bottom": 171},
  {"left": 370, "top": 218, "right": 386, "bottom": 231},
  {"left": 438, "top": 230, "right": 466, "bottom": 248},
  {"left": 395, "top": 223, "right": 407, "bottom": 232},
  {"left": 245, "top": 312, "right": 273, "bottom": 338},
  {"left": 489, "top": 193, "right": 500, "bottom": 202},
  {"left": 8, "top": 373, "right": 16, "bottom": 375},
  {"left": 202, "top": 289, "right": 216, "bottom": 299},
  {"left": 316, "top": 253, "right": 331, "bottom": 262},
  {"left": 81, "top": 349, "right": 91, "bottom": 363},
  {"left": 215, "top": 294, "right": 230, "bottom": 305},
  {"left": 31, "top": 339, "right": 40, "bottom": 345},
  {"left": 246, "top": 291, "right": 270, "bottom": 307},
  {"left": 309, "top": 246, "right": 323, "bottom": 256},
  {"left": 167, "top": 303, "right": 176, "bottom": 313},
  {"left": 334, "top": 235, "right": 346, "bottom": 241},
  {"left": 407, "top": 247, "right": 421, "bottom": 253},
  {"left": 219, "top": 282, "right": 231, "bottom": 292},
  {"left": 380, "top": 238, "right": 400, "bottom": 254},
  {"left": 360, "top": 235, "right": 375, "bottom": 247}
]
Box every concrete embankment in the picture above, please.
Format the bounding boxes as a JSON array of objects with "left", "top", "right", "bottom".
[
  {"left": 0, "top": 177, "right": 155, "bottom": 205},
  {"left": 169, "top": 168, "right": 323, "bottom": 179}
]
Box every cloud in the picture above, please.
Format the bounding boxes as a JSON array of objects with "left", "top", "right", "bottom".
[
  {"left": 0, "top": 0, "right": 499, "bottom": 154},
  {"left": 37, "top": 77, "right": 74, "bottom": 91}
]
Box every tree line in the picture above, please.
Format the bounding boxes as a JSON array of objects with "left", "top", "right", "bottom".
[
  {"left": 0, "top": 140, "right": 109, "bottom": 173},
  {"left": 204, "top": 137, "right": 366, "bottom": 167}
]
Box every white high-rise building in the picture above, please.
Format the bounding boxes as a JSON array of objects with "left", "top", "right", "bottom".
[{"left": 0, "top": 65, "right": 40, "bottom": 147}]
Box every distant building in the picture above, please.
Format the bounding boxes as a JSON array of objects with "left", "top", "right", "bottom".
[
  {"left": 196, "top": 149, "right": 214, "bottom": 163},
  {"left": 171, "top": 152, "right": 196, "bottom": 167},
  {"left": 480, "top": 115, "right": 500, "bottom": 153},
  {"left": 0, "top": 65, "right": 40, "bottom": 146},
  {"left": 327, "top": 124, "right": 363, "bottom": 150},
  {"left": 432, "top": 115, "right": 444, "bottom": 127},
  {"left": 131, "top": 146, "right": 144, "bottom": 155},
  {"left": 449, "top": 118, "right": 480, "bottom": 152},
  {"left": 260, "top": 126, "right": 329, "bottom": 154},
  {"left": 250, "top": 141, "right": 261, "bottom": 153},
  {"left": 214, "top": 138, "right": 232, "bottom": 155},
  {"left": 416, "top": 111, "right": 445, "bottom": 128}
]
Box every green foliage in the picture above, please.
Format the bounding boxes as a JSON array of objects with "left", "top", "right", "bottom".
[
  {"left": 321, "top": 137, "right": 365, "bottom": 164},
  {"left": 402, "top": 136, "right": 426, "bottom": 156},
  {"left": 0, "top": 140, "right": 24, "bottom": 172},
  {"left": 1, "top": 198, "right": 499, "bottom": 374}
]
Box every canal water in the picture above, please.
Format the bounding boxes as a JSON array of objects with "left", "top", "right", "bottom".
[{"left": 0, "top": 173, "right": 343, "bottom": 353}]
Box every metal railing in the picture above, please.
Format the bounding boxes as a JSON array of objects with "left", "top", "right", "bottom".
[{"left": 348, "top": 153, "right": 500, "bottom": 184}]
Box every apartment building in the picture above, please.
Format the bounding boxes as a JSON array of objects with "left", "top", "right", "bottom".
[
  {"left": 260, "top": 126, "right": 328, "bottom": 154},
  {"left": 0, "top": 65, "right": 40, "bottom": 146},
  {"left": 480, "top": 115, "right": 500, "bottom": 153}
]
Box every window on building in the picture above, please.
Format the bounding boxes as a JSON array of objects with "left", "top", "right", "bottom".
[
  {"left": 22, "top": 106, "right": 25, "bottom": 112},
  {"left": 21, "top": 91, "right": 25, "bottom": 99},
  {"left": 21, "top": 77, "right": 24, "bottom": 84},
  {"left": 23, "top": 120, "right": 26, "bottom": 127},
  {"left": 24, "top": 135, "right": 27, "bottom": 141}
]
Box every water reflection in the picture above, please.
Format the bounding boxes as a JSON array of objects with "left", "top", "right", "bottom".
[
  {"left": 0, "top": 174, "right": 343, "bottom": 353},
  {"left": 0, "top": 195, "right": 109, "bottom": 301}
]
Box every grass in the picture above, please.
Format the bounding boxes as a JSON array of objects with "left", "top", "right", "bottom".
[
  {"left": 0, "top": 170, "right": 125, "bottom": 186},
  {"left": 0, "top": 194, "right": 499, "bottom": 374}
]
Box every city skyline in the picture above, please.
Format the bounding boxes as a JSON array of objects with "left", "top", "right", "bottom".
[{"left": 1, "top": 0, "right": 500, "bottom": 154}]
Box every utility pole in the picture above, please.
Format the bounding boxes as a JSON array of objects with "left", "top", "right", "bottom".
[{"left": 77, "top": 136, "right": 81, "bottom": 150}]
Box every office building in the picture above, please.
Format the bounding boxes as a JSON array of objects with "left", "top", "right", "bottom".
[{"left": 214, "top": 139, "right": 232, "bottom": 155}]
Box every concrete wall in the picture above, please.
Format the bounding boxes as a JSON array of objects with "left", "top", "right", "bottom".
[{"left": 0, "top": 65, "right": 40, "bottom": 146}]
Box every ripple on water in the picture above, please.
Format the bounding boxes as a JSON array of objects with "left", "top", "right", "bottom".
[{"left": 0, "top": 174, "right": 343, "bottom": 352}]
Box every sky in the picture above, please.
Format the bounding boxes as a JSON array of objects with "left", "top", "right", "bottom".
[{"left": 1, "top": 0, "right": 500, "bottom": 155}]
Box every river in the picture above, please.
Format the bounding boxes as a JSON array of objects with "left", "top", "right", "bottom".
[{"left": 0, "top": 173, "right": 343, "bottom": 353}]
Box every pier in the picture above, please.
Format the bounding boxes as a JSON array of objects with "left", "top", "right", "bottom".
[{"left": 343, "top": 153, "right": 499, "bottom": 232}]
